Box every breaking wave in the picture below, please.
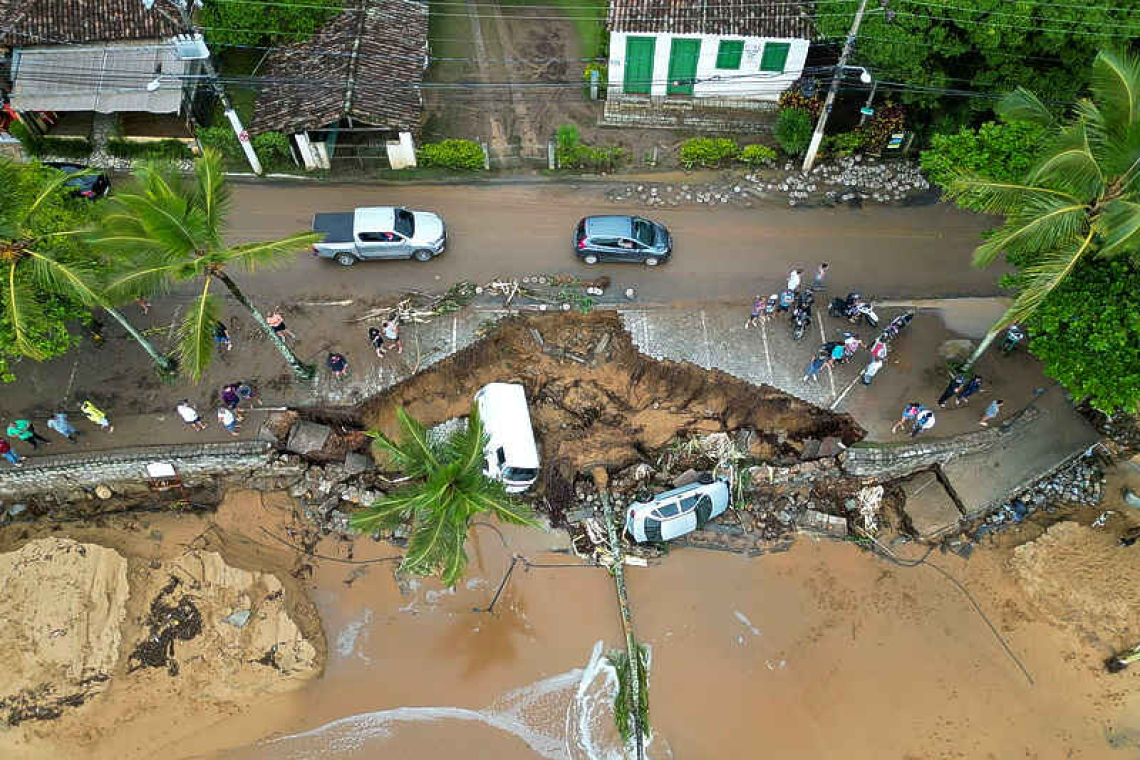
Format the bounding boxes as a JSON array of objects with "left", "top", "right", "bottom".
[{"left": 217, "top": 641, "right": 670, "bottom": 760}]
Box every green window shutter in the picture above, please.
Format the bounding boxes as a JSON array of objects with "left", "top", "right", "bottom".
[
  {"left": 716, "top": 39, "right": 744, "bottom": 69},
  {"left": 760, "top": 42, "right": 791, "bottom": 73}
]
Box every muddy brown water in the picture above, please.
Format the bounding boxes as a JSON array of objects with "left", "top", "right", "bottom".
[{"left": 5, "top": 487, "right": 1136, "bottom": 759}]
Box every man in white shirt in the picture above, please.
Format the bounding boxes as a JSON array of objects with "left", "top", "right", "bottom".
[
  {"left": 787, "top": 267, "right": 804, "bottom": 292},
  {"left": 177, "top": 401, "right": 207, "bottom": 431}
]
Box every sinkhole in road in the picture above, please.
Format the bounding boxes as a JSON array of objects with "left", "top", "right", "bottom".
[{"left": 358, "top": 312, "right": 864, "bottom": 505}]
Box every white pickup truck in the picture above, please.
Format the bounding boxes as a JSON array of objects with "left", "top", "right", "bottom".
[{"left": 311, "top": 206, "right": 446, "bottom": 266}]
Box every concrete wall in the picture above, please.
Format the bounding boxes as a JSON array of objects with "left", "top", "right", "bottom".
[
  {"left": 0, "top": 441, "right": 275, "bottom": 502},
  {"left": 607, "top": 32, "right": 808, "bottom": 101}
]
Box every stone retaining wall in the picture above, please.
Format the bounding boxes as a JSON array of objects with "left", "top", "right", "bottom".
[
  {"left": 839, "top": 408, "right": 1040, "bottom": 481},
  {"left": 0, "top": 441, "right": 275, "bottom": 502}
]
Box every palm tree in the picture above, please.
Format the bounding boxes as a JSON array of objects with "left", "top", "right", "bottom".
[
  {"left": 0, "top": 159, "right": 173, "bottom": 373},
  {"left": 90, "top": 148, "right": 321, "bottom": 381},
  {"left": 947, "top": 49, "right": 1140, "bottom": 369},
  {"left": 349, "top": 406, "right": 539, "bottom": 586}
]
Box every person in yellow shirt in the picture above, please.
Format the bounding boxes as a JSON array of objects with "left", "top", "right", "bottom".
[{"left": 80, "top": 400, "right": 114, "bottom": 433}]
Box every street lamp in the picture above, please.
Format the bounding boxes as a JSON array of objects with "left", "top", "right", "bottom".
[{"left": 842, "top": 65, "right": 873, "bottom": 84}]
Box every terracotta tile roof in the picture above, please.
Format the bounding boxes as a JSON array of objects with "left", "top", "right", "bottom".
[
  {"left": 250, "top": 0, "right": 428, "bottom": 135},
  {"left": 606, "top": 0, "right": 814, "bottom": 38},
  {"left": 0, "top": 0, "right": 181, "bottom": 45}
]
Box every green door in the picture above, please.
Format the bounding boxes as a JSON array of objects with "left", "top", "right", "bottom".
[
  {"left": 623, "top": 36, "right": 656, "bottom": 95},
  {"left": 667, "top": 38, "right": 701, "bottom": 96}
]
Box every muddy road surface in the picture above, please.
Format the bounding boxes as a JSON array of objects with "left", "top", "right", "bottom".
[{"left": 226, "top": 181, "right": 1003, "bottom": 303}]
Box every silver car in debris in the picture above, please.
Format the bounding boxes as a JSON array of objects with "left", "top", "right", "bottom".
[{"left": 624, "top": 476, "right": 730, "bottom": 543}]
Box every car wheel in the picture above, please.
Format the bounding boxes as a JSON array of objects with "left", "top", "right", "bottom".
[
  {"left": 335, "top": 253, "right": 356, "bottom": 267},
  {"left": 644, "top": 257, "right": 659, "bottom": 267},
  {"left": 413, "top": 249, "right": 433, "bottom": 262},
  {"left": 583, "top": 254, "right": 598, "bottom": 265}
]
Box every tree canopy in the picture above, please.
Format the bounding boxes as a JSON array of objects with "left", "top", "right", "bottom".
[
  {"left": 199, "top": 0, "right": 343, "bottom": 46},
  {"left": 920, "top": 120, "right": 1047, "bottom": 210},
  {"left": 815, "top": 0, "right": 1140, "bottom": 125}
]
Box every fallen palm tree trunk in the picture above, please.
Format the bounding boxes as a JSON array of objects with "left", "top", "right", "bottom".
[{"left": 593, "top": 466, "right": 647, "bottom": 760}]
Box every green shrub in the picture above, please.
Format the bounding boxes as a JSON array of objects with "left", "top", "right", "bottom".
[
  {"left": 251, "top": 131, "right": 292, "bottom": 166},
  {"left": 738, "top": 143, "right": 777, "bottom": 167},
  {"left": 678, "top": 137, "right": 739, "bottom": 169},
  {"left": 106, "top": 138, "right": 194, "bottom": 161},
  {"left": 196, "top": 125, "right": 244, "bottom": 162},
  {"left": 555, "top": 124, "right": 625, "bottom": 172},
  {"left": 824, "top": 131, "right": 862, "bottom": 157},
  {"left": 777, "top": 90, "right": 822, "bottom": 118},
  {"left": 418, "top": 139, "right": 485, "bottom": 170},
  {"left": 919, "top": 120, "right": 1047, "bottom": 204},
  {"left": 9, "top": 122, "right": 93, "bottom": 159},
  {"left": 774, "top": 108, "right": 813, "bottom": 156}
]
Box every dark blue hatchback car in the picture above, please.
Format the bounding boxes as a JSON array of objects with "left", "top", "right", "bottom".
[{"left": 574, "top": 215, "right": 672, "bottom": 266}]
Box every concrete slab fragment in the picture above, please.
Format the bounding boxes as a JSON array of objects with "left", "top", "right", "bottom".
[
  {"left": 901, "top": 471, "right": 962, "bottom": 541},
  {"left": 344, "top": 451, "right": 374, "bottom": 475},
  {"left": 286, "top": 421, "right": 332, "bottom": 456},
  {"left": 798, "top": 509, "right": 848, "bottom": 537}
]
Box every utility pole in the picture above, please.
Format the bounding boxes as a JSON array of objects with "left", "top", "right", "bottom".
[
  {"left": 858, "top": 79, "right": 878, "bottom": 126},
  {"left": 162, "top": 0, "right": 262, "bottom": 174},
  {"left": 802, "top": 0, "right": 870, "bottom": 174}
]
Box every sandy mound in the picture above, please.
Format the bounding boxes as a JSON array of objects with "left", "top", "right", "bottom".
[
  {"left": 1012, "top": 521, "right": 1140, "bottom": 645},
  {"left": 127, "top": 550, "right": 320, "bottom": 694},
  {"left": 0, "top": 538, "right": 128, "bottom": 724}
]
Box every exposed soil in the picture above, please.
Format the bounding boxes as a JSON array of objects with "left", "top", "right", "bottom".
[
  {"left": 0, "top": 494, "right": 325, "bottom": 757},
  {"left": 359, "top": 312, "right": 863, "bottom": 479}
]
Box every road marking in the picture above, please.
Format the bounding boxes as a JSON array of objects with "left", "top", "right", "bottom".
[
  {"left": 817, "top": 309, "right": 836, "bottom": 397},
  {"left": 451, "top": 315, "right": 457, "bottom": 353},
  {"left": 700, "top": 309, "right": 712, "bottom": 368},
  {"left": 62, "top": 353, "right": 81, "bottom": 403},
  {"left": 830, "top": 375, "right": 860, "bottom": 410},
  {"left": 759, "top": 317, "right": 772, "bottom": 379}
]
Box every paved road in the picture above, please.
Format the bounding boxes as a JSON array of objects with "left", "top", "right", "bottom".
[{"left": 226, "top": 180, "right": 1005, "bottom": 303}]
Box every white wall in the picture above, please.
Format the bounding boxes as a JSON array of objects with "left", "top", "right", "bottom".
[{"left": 608, "top": 31, "right": 809, "bottom": 101}]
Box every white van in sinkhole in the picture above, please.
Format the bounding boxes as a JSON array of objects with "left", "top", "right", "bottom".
[{"left": 474, "top": 383, "right": 540, "bottom": 493}]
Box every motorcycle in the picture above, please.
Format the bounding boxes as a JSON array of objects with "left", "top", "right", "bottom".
[
  {"left": 879, "top": 311, "right": 914, "bottom": 343},
  {"left": 829, "top": 292, "right": 879, "bottom": 328},
  {"left": 1001, "top": 324, "right": 1025, "bottom": 354},
  {"left": 791, "top": 303, "right": 812, "bottom": 341}
]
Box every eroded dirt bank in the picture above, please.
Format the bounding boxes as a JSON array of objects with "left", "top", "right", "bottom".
[
  {"left": 358, "top": 312, "right": 863, "bottom": 473},
  {"left": 0, "top": 493, "right": 325, "bottom": 759}
]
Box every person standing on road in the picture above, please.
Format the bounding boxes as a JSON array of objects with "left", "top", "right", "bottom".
[
  {"left": 979, "top": 399, "right": 1004, "bottom": 427},
  {"left": 911, "top": 408, "right": 936, "bottom": 437},
  {"left": 177, "top": 400, "right": 208, "bottom": 432},
  {"left": 46, "top": 411, "right": 79, "bottom": 443},
  {"left": 220, "top": 384, "right": 244, "bottom": 419},
  {"left": 327, "top": 352, "right": 349, "bottom": 379},
  {"left": 955, "top": 375, "right": 984, "bottom": 406},
  {"left": 382, "top": 319, "right": 403, "bottom": 355},
  {"left": 892, "top": 402, "right": 924, "bottom": 434},
  {"left": 80, "top": 401, "right": 113, "bottom": 432},
  {"left": 0, "top": 438, "right": 22, "bottom": 466},
  {"left": 745, "top": 295, "right": 765, "bottom": 329},
  {"left": 7, "top": 418, "right": 50, "bottom": 450},
  {"left": 266, "top": 311, "right": 297, "bottom": 342},
  {"left": 368, "top": 326, "right": 385, "bottom": 357},
  {"left": 214, "top": 321, "right": 233, "bottom": 352},
  {"left": 803, "top": 356, "right": 827, "bottom": 383},
  {"left": 861, "top": 357, "right": 883, "bottom": 385},
  {"left": 236, "top": 382, "right": 258, "bottom": 410},
  {"left": 217, "top": 407, "right": 240, "bottom": 435},
  {"left": 813, "top": 262, "right": 829, "bottom": 291},
  {"left": 938, "top": 374, "right": 965, "bottom": 408},
  {"left": 787, "top": 267, "right": 803, "bottom": 292}
]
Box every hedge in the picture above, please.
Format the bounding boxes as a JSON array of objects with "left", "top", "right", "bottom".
[
  {"left": 678, "top": 137, "right": 739, "bottom": 169},
  {"left": 739, "top": 144, "right": 777, "bottom": 167},
  {"left": 106, "top": 138, "right": 195, "bottom": 161},
  {"left": 555, "top": 124, "right": 625, "bottom": 172},
  {"left": 196, "top": 126, "right": 294, "bottom": 169},
  {"left": 418, "top": 139, "right": 485, "bottom": 170}
]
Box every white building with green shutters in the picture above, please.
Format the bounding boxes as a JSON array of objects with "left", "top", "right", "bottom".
[{"left": 604, "top": 0, "right": 813, "bottom": 104}]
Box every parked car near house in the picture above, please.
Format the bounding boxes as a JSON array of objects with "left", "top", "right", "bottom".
[
  {"left": 574, "top": 215, "right": 672, "bottom": 266},
  {"left": 45, "top": 162, "right": 111, "bottom": 199},
  {"left": 624, "top": 475, "right": 730, "bottom": 543},
  {"left": 311, "top": 206, "right": 446, "bottom": 266}
]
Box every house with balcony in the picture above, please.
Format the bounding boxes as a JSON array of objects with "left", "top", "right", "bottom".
[{"left": 602, "top": 0, "right": 814, "bottom": 130}]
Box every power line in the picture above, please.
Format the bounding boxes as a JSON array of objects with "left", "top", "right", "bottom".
[
  {"left": 889, "top": 8, "right": 1140, "bottom": 36},
  {"left": 900, "top": 0, "right": 1140, "bottom": 25}
]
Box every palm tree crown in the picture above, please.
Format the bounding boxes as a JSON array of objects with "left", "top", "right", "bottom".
[
  {"left": 91, "top": 148, "right": 320, "bottom": 381},
  {"left": 0, "top": 159, "right": 170, "bottom": 372},
  {"left": 349, "top": 406, "right": 539, "bottom": 586},
  {"left": 948, "top": 49, "right": 1140, "bottom": 330}
]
